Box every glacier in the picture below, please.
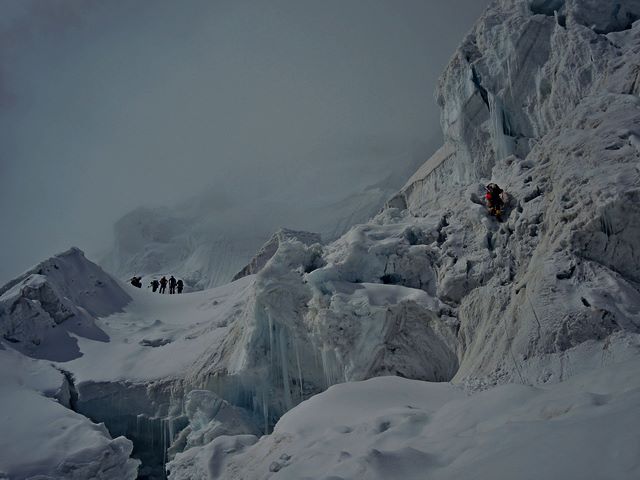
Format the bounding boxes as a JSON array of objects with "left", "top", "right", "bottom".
[{"left": 1, "top": 0, "right": 640, "bottom": 478}]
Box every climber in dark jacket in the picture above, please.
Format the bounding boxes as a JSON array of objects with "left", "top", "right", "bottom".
[
  {"left": 159, "top": 276, "right": 168, "bottom": 294},
  {"left": 130, "top": 276, "right": 142, "bottom": 288},
  {"left": 169, "top": 275, "right": 177, "bottom": 294},
  {"left": 150, "top": 279, "right": 160, "bottom": 293},
  {"left": 176, "top": 279, "right": 184, "bottom": 294}
]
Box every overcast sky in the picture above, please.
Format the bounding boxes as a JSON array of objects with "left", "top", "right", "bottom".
[{"left": 0, "top": 0, "right": 489, "bottom": 283}]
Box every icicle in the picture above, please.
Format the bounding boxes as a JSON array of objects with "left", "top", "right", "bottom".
[
  {"left": 161, "top": 418, "right": 166, "bottom": 469},
  {"left": 267, "top": 310, "right": 275, "bottom": 370},
  {"left": 262, "top": 391, "right": 269, "bottom": 434},
  {"left": 294, "top": 339, "right": 304, "bottom": 400},
  {"left": 279, "top": 327, "right": 292, "bottom": 410},
  {"left": 136, "top": 413, "right": 142, "bottom": 437}
]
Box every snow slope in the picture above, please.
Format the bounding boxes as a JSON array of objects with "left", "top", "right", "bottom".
[
  {"left": 169, "top": 358, "right": 640, "bottom": 480},
  {"left": 64, "top": 275, "right": 255, "bottom": 383}
]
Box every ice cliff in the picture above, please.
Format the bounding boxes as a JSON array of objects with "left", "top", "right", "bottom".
[{"left": 390, "top": 0, "right": 640, "bottom": 384}]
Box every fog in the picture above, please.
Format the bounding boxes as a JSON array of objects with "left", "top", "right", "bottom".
[{"left": 0, "top": 0, "right": 490, "bottom": 283}]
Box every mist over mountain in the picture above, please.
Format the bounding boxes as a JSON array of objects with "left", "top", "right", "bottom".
[{"left": 0, "top": 0, "right": 489, "bottom": 284}]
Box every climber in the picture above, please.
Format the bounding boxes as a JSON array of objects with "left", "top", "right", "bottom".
[
  {"left": 149, "top": 279, "right": 160, "bottom": 293},
  {"left": 485, "top": 183, "right": 505, "bottom": 219},
  {"left": 130, "top": 276, "right": 142, "bottom": 288},
  {"left": 159, "top": 276, "right": 168, "bottom": 294},
  {"left": 169, "top": 275, "right": 177, "bottom": 295},
  {"left": 176, "top": 279, "right": 184, "bottom": 294}
]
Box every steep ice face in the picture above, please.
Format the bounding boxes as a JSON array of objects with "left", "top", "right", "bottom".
[
  {"left": 0, "top": 247, "right": 130, "bottom": 361},
  {"left": 434, "top": 0, "right": 640, "bottom": 186},
  {"left": 382, "top": 0, "right": 640, "bottom": 386}
]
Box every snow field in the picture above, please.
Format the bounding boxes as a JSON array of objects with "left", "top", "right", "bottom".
[{"left": 170, "top": 358, "right": 640, "bottom": 479}]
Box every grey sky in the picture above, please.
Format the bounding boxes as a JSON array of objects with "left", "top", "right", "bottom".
[{"left": 0, "top": 0, "right": 490, "bottom": 283}]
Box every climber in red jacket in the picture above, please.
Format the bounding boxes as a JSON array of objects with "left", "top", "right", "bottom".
[{"left": 485, "top": 183, "right": 504, "bottom": 219}]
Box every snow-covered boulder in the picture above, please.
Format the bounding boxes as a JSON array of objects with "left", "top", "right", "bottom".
[
  {"left": 167, "top": 390, "right": 261, "bottom": 459},
  {"left": 0, "top": 247, "right": 130, "bottom": 361},
  {"left": 232, "top": 228, "right": 322, "bottom": 281}
]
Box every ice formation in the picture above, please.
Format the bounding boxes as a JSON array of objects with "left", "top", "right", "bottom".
[
  {"left": 2, "top": 0, "right": 640, "bottom": 478},
  {"left": 232, "top": 228, "right": 323, "bottom": 281}
]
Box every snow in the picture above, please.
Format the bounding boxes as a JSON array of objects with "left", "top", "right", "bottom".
[
  {"left": 64, "top": 274, "right": 255, "bottom": 383},
  {"left": 170, "top": 359, "right": 640, "bottom": 480},
  {"left": 3, "top": 0, "right": 640, "bottom": 478},
  {"left": 0, "top": 348, "right": 139, "bottom": 480}
]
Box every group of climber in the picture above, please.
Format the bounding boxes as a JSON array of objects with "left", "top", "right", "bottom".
[{"left": 129, "top": 275, "right": 184, "bottom": 294}]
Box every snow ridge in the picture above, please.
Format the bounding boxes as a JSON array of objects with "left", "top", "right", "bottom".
[{"left": 0, "top": 247, "right": 129, "bottom": 361}]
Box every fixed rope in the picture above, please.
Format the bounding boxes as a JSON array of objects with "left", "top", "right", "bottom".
[{"left": 502, "top": 314, "right": 527, "bottom": 385}]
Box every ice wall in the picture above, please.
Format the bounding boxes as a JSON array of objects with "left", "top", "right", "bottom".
[{"left": 381, "top": 0, "right": 640, "bottom": 384}]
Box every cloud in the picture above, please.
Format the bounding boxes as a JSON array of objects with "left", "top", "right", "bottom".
[{"left": 0, "top": 0, "right": 490, "bottom": 283}]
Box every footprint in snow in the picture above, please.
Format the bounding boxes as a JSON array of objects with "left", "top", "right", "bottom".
[{"left": 139, "top": 338, "right": 172, "bottom": 347}]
